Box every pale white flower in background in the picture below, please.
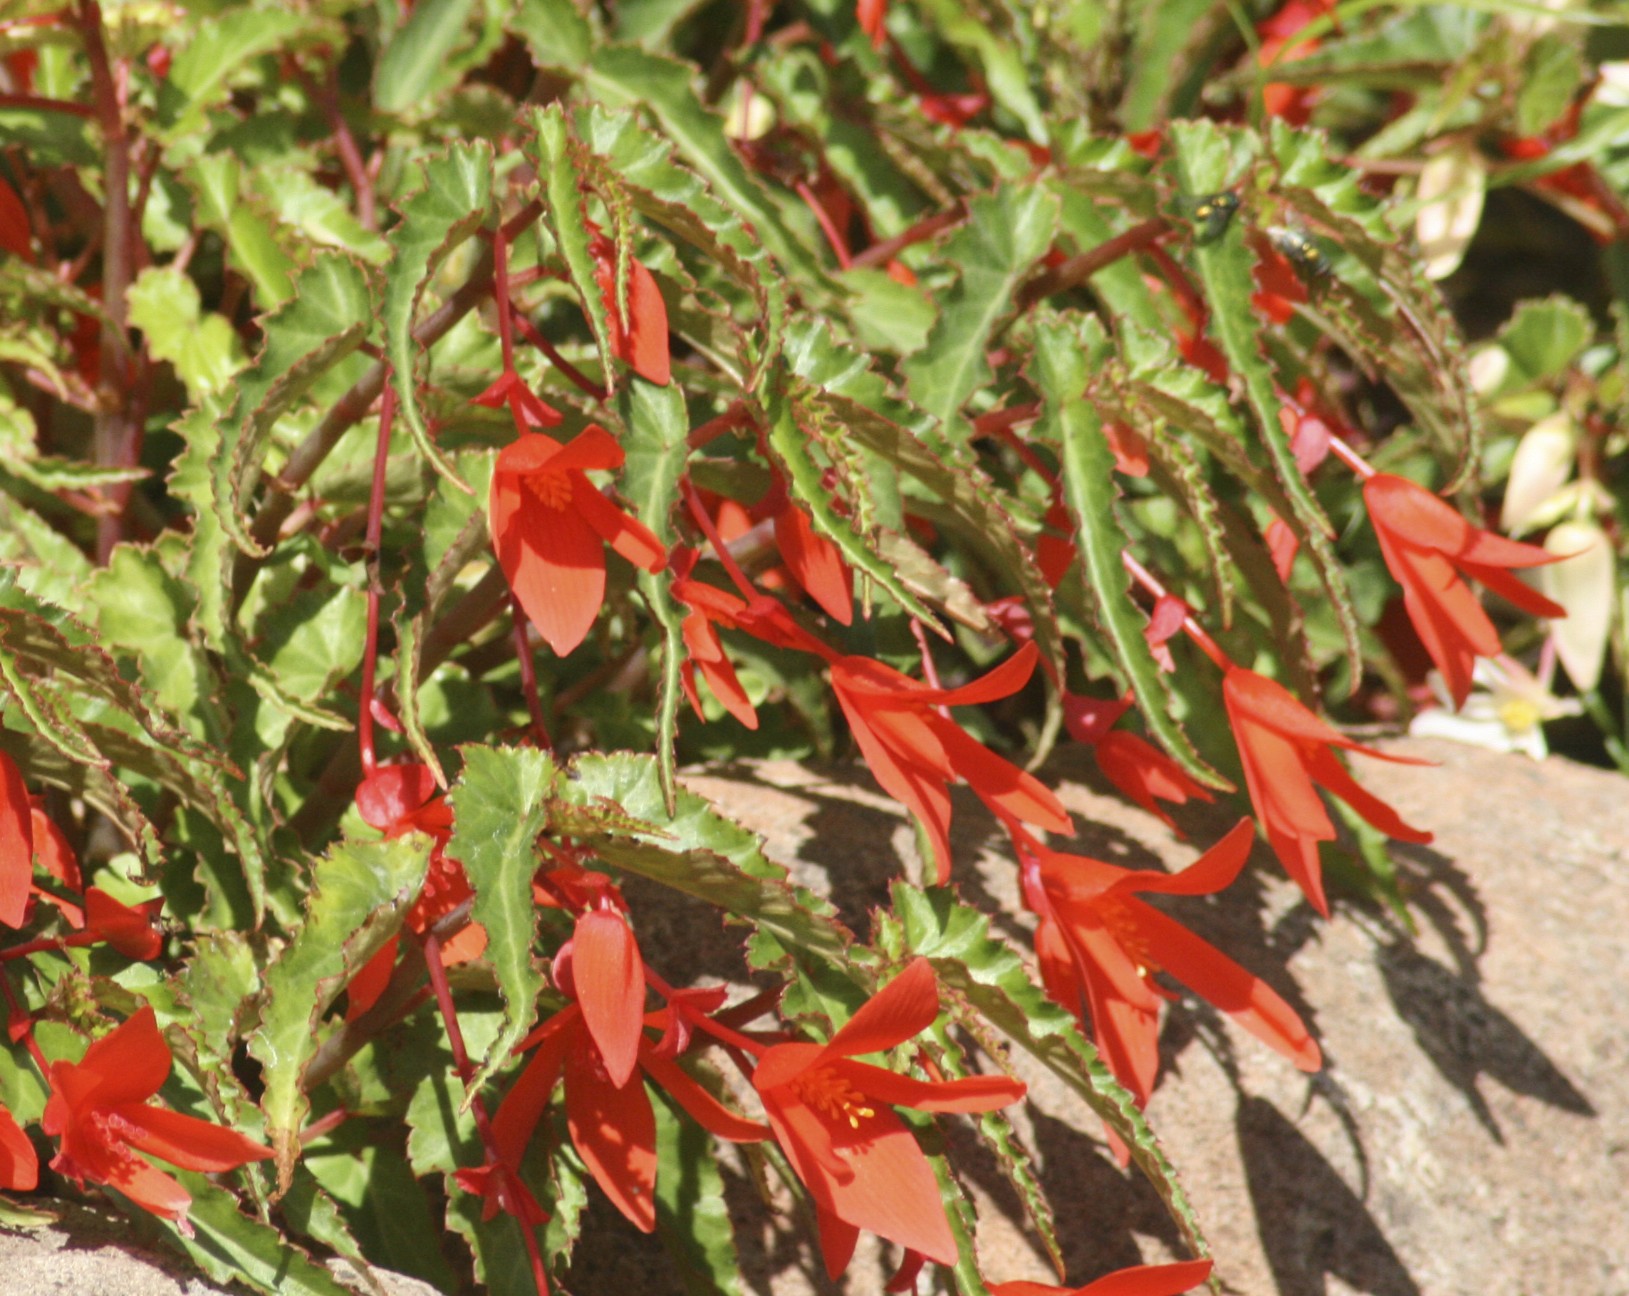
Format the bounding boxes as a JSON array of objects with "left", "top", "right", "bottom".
[{"left": 1409, "top": 653, "right": 1581, "bottom": 760}]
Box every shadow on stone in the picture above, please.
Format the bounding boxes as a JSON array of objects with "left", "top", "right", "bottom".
[
  {"left": 1237, "top": 1095, "right": 1421, "bottom": 1296},
  {"left": 1376, "top": 940, "right": 1595, "bottom": 1141}
]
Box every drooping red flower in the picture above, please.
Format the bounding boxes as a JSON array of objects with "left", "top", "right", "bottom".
[
  {"left": 827, "top": 643, "right": 1072, "bottom": 883},
  {"left": 29, "top": 799, "right": 84, "bottom": 927},
  {"left": 752, "top": 959, "right": 1026, "bottom": 1278},
  {"left": 0, "top": 750, "right": 33, "bottom": 928},
  {"left": 83, "top": 888, "right": 165, "bottom": 961},
  {"left": 857, "top": 0, "right": 888, "bottom": 47},
  {"left": 1222, "top": 664, "right": 1432, "bottom": 917},
  {"left": 1256, "top": 0, "right": 1336, "bottom": 123},
  {"left": 0, "top": 1101, "right": 37, "bottom": 1192},
  {"left": 771, "top": 494, "right": 853, "bottom": 625},
  {"left": 491, "top": 946, "right": 767, "bottom": 1233},
  {"left": 43, "top": 1006, "right": 271, "bottom": 1227},
  {"left": 1019, "top": 820, "right": 1319, "bottom": 1132},
  {"left": 591, "top": 235, "right": 671, "bottom": 386},
  {"left": 472, "top": 369, "right": 562, "bottom": 429},
  {"left": 990, "top": 1257, "right": 1215, "bottom": 1296},
  {"left": 490, "top": 428, "right": 666, "bottom": 656},
  {"left": 1362, "top": 472, "right": 1567, "bottom": 709},
  {"left": 1064, "top": 694, "right": 1213, "bottom": 834},
  {"left": 347, "top": 763, "right": 484, "bottom": 1022}
]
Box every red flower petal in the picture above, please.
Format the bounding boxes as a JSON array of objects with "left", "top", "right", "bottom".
[
  {"left": 492, "top": 465, "right": 607, "bottom": 656},
  {"left": 638, "top": 1052, "right": 769, "bottom": 1142},
  {"left": 829, "top": 1057, "right": 1025, "bottom": 1113},
  {"left": 0, "top": 751, "right": 34, "bottom": 928},
  {"left": 593, "top": 242, "right": 671, "bottom": 386},
  {"left": 822, "top": 958, "right": 939, "bottom": 1062},
  {"left": 68, "top": 1006, "right": 171, "bottom": 1108},
  {"left": 774, "top": 503, "right": 853, "bottom": 625},
  {"left": 0, "top": 1102, "right": 38, "bottom": 1191},
  {"left": 117, "top": 1104, "right": 272, "bottom": 1172},
  {"left": 564, "top": 1043, "right": 658, "bottom": 1232},
  {"left": 571, "top": 910, "right": 647, "bottom": 1088},
  {"left": 84, "top": 888, "right": 163, "bottom": 961},
  {"left": 355, "top": 764, "right": 439, "bottom": 831}
]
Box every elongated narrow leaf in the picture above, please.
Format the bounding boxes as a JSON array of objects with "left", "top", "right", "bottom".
[
  {"left": 446, "top": 745, "right": 557, "bottom": 1088},
  {"left": 583, "top": 45, "right": 827, "bottom": 286},
  {"left": 250, "top": 835, "right": 431, "bottom": 1191},
  {"left": 1033, "top": 314, "right": 1224, "bottom": 790},
  {"left": 159, "top": 1172, "right": 357, "bottom": 1296},
  {"left": 374, "top": 0, "right": 477, "bottom": 114},
  {"left": 530, "top": 105, "right": 616, "bottom": 393},
  {"left": 618, "top": 378, "right": 689, "bottom": 811},
  {"left": 383, "top": 142, "right": 492, "bottom": 489},
  {"left": 213, "top": 252, "right": 375, "bottom": 556},
  {"left": 653, "top": 1089, "right": 744, "bottom": 1296},
  {"left": 1170, "top": 122, "right": 1363, "bottom": 678}
]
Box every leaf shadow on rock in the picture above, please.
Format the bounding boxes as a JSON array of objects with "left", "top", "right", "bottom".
[
  {"left": 1375, "top": 936, "right": 1596, "bottom": 1141},
  {"left": 1236, "top": 1093, "right": 1422, "bottom": 1296}
]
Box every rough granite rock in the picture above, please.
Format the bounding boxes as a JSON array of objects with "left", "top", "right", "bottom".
[{"left": 2, "top": 738, "right": 1623, "bottom": 1296}]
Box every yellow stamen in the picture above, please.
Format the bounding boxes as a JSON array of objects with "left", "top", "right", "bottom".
[{"left": 795, "top": 1067, "right": 876, "bottom": 1130}]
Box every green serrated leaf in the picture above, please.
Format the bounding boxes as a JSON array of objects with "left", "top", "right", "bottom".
[
  {"left": 126, "top": 267, "right": 244, "bottom": 400},
  {"left": 902, "top": 184, "right": 1060, "bottom": 449},
  {"left": 446, "top": 745, "right": 557, "bottom": 1089},
  {"left": 212, "top": 252, "right": 375, "bottom": 557},
  {"left": 652, "top": 1087, "right": 743, "bottom": 1296},
  {"left": 1034, "top": 313, "right": 1225, "bottom": 791},
  {"left": 374, "top": 0, "right": 478, "bottom": 115},
  {"left": 384, "top": 141, "right": 492, "bottom": 489},
  {"left": 250, "top": 835, "right": 431, "bottom": 1192},
  {"left": 159, "top": 9, "right": 309, "bottom": 137},
  {"left": 618, "top": 377, "right": 689, "bottom": 811},
  {"left": 1170, "top": 122, "right": 1363, "bottom": 679},
  {"left": 157, "top": 1172, "right": 356, "bottom": 1296}
]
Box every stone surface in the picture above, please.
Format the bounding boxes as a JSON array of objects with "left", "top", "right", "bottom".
[{"left": 3, "top": 739, "right": 1624, "bottom": 1295}]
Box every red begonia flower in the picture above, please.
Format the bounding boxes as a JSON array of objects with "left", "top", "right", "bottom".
[
  {"left": 857, "top": 0, "right": 888, "bottom": 46},
  {"left": 490, "top": 428, "right": 666, "bottom": 656},
  {"left": 1256, "top": 0, "right": 1335, "bottom": 123},
  {"left": 752, "top": 959, "right": 1026, "bottom": 1278},
  {"left": 493, "top": 990, "right": 767, "bottom": 1233},
  {"left": 0, "top": 750, "right": 33, "bottom": 928},
  {"left": 591, "top": 235, "right": 670, "bottom": 386},
  {"left": 29, "top": 799, "right": 84, "bottom": 927},
  {"left": 0, "top": 1101, "right": 37, "bottom": 1191},
  {"left": 1020, "top": 820, "right": 1319, "bottom": 1133},
  {"left": 472, "top": 369, "right": 562, "bottom": 429},
  {"left": 773, "top": 497, "right": 854, "bottom": 625},
  {"left": 83, "top": 889, "right": 164, "bottom": 961},
  {"left": 347, "top": 764, "right": 484, "bottom": 1021},
  {"left": 828, "top": 643, "right": 1071, "bottom": 883},
  {"left": 1362, "top": 472, "right": 1567, "bottom": 709},
  {"left": 991, "top": 1257, "right": 1215, "bottom": 1295},
  {"left": 1064, "top": 694, "right": 1212, "bottom": 833},
  {"left": 1222, "top": 665, "right": 1432, "bottom": 917},
  {"left": 43, "top": 1006, "right": 271, "bottom": 1227}
]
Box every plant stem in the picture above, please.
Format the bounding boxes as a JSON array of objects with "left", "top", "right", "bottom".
[
  {"left": 358, "top": 383, "right": 397, "bottom": 778},
  {"left": 509, "top": 594, "right": 553, "bottom": 751},
  {"left": 1016, "top": 216, "right": 1170, "bottom": 310},
  {"left": 77, "top": 0, "right": 140, "bottom": 562},
  {"left": 422, "top": 930, "right": 551, "bottom": 1296},
  {"left": 1120, "top": 550, "right": 1230, "bottom": 671}
]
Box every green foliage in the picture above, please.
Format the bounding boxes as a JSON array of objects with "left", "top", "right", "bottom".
[{"left": 0, "top": 0, "right": 1623, "bottom": 1290}]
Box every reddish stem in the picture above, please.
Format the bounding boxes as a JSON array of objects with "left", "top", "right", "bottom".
[
  {"left": 509, "top": 302, "right": 610, "bottom": 401},
  {"left": 1119, "top": 550, "right": 1230, "bottom": 672},
  {"left": 851, "top": 205, "right": 965, "bottom": 270},
  {"left": 494, "top": 228, "right": 517, "bottom": 373},
  {"left": 509, "top": 593, "right": 553, "bottom": 751},
  {"left": 421, "top": 931, "right": 551, "bottom": 1296},
  {"left": 683, "top": 479, "right": 760, "bottom": 603},
  {"left": 358, "top": 383, "right": 397, "bottom": 778},
  {"left": 0, "top": 92, "right": 95, "bottom": 117},
  {"left": 1017, "top": 217, "right": 1171, "bottom": 310},
  {"left": 686, "top": 401, "right": 754, "bottom": 450},
  {"left": 794, "top": 179, "right": 852, "bottom": 269}
]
